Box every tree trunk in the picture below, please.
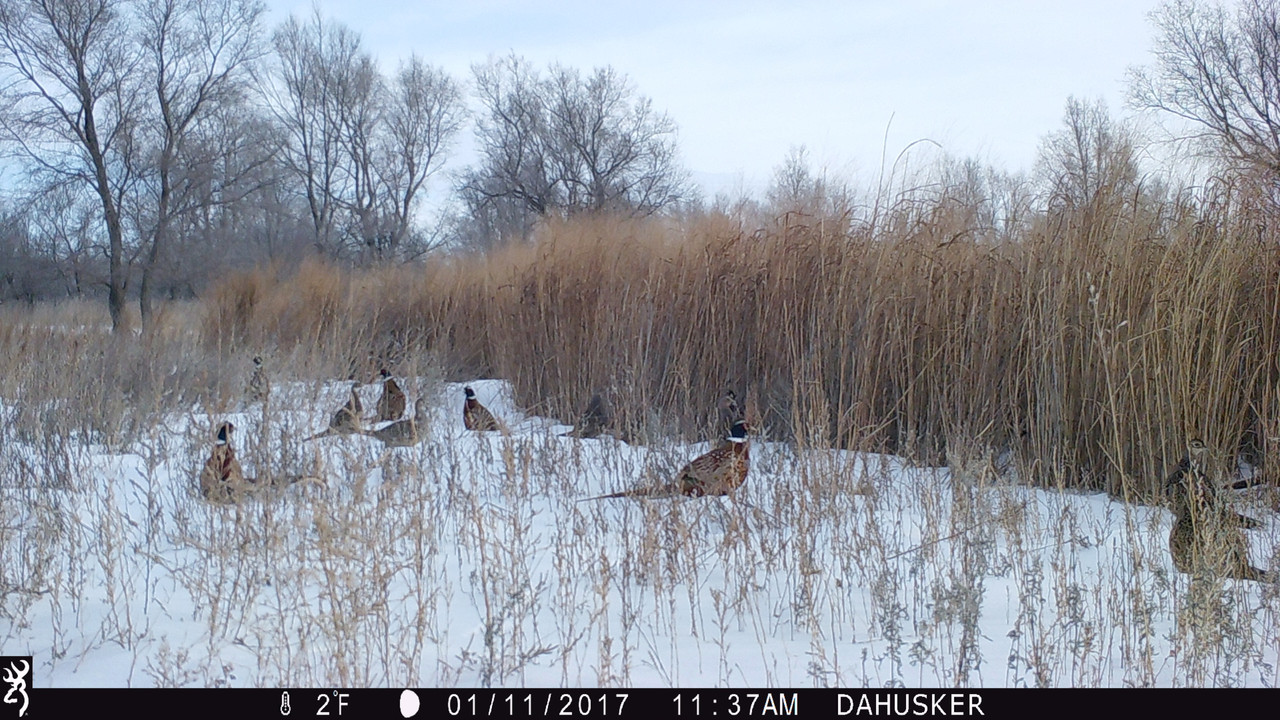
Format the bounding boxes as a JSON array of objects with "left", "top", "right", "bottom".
[
  {"left": 140, "top": 164, "right": 172, "bottom": 330},
  {"left": 105, "top": 201, "right": 127, "bottom": 333},
  {"left": 76, "top": 60, "right": 128, "bottom": 333},
  {"left": 88, "top": 127, "right": 128, "bottom": 334}
]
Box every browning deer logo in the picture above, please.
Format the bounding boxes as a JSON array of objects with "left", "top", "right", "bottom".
[{"left": 1, "top": 658, "right": 29, "bottom": 718}]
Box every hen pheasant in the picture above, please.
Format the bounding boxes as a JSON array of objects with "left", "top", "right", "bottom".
[
  {"left": 305, "top": 382, "right": 364, "bottom": 441},
  {"left": 374, "top": 368, "right": 406, "bottom": 423},
  {"left": 246, "top": 355, "right": 270, "bottom": 404},
  {"left": 463, "top": 386, "right": 501, "bottom": 431},
  {"left": 1167, "top": 438, "right": 1270, "bottom": 582},
  {"left": 718, "top": 390, "right": 741, "bottom": 433},
  {"left": 366, "top": 395, "right": 428, "bottom": 447},
  {"left": 586, "top": 420, "right": 751, "bottom": 500},
  {"left": 1165, "top": 437, "right": 1263, "bottom": 528},
  {"left": 564, "top": 390, "right": 613, "bottom": 439}
]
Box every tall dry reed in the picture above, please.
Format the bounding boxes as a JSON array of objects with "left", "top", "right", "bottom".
[{"left": 187, "top": 182, "right": 1280, "bottom": 498}]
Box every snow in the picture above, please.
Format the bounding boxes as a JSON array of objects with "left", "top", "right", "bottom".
[{"left": 2, "top": 378, "right": 1278, "bottom": 688}]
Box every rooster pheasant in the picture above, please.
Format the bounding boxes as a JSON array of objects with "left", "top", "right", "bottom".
[
  {"left": 718, "top": 390, "right": 741, "bottom": 433},
  {"left": 564, "top": 390, "right": 613, "bottom": 439},
  {"left": 463, "top": 386, "right": 501, "bottom": 431},
  {"left": 585, "top": 420, "right": 751, "bottom": 500},
  {"left": 200, "top": 421, "right": 250, "bottom": 503},
  {"left": 714, "top": 389, "right": 744, "bottom": 447},
  {"left": 201, "top": 421, "right": 324, "bottom": 502}
]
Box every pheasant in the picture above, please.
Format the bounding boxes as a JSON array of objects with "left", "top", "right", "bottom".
[
  {"left": 374, "top": 368, "right": 406, "bottom": 423},
  {"left": 1167, "top": 438, "right": 1271, "bottom": 582},
  {"left": 463, "top": 386, "right": 501, "bottom": 432},
  {"left": 201, "top": 421, "right": 324, "bottom": 502},
  {"left": 585, "top": 420, "right": 751, "bottom": 500},
  {"left": 1165, "top": 438, "right": 1262, "bottom": 528},
  {"left": 200, "top": 421, "right": 250, "bottom": 503},
  {"left": 366, "top": 395, "right": 427, "bottom": 447},
  {"left": 714, "top": 389, "right": 743, "bottom": 447},
  {"left": 718, "top": 390, "right": 741, "bottom": 433},
  {"left": 304, "top": 382, "right": 364, "bottom": 441},
  {"left": 246, "top": 355, "right": 270, "bottom": 404},
  {"left": 563, "top": 390, "right": 613, "bottom": 439}
]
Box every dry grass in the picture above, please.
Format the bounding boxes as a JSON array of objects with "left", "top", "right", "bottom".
[
  {"left": 193, "top": 179, "right": 1280, "bottom": 499},
  {"left": 3, "top": 171, "right": 1280, "bottom": 688}
]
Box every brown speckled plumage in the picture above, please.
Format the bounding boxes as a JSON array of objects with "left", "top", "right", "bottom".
[
  {"left": 586, "top": 420, "right": 750, "bottom": 500},
  {"left": 1167, "top": 438, "right": 1269, "bottom": 582},
  {"left": 200, "top": 422, "right": 249, "bottom": 503},
  {"left": 366, "top": 396, "right": 428, "bottom": 447},
  {"left": 305, "top": 383, "right": 364, "bottom": 441},
  {"left": 463, "top": 386, "right": 501, "bottom": 431},
  {"left": 375, "top": 369, "right": 406, "bottom": 423}
]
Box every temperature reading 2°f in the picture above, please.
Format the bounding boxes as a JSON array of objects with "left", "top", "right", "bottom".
[{"left": 316, "top": 690, "right": 350, "bottom": 716}]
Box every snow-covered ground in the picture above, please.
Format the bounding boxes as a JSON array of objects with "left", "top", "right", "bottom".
[{"left": 1, "top": 378, "right": 1278, "bottom": 687}]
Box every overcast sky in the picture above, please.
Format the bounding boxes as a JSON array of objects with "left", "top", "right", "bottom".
[{"left": 267, "top": 0, "right": 1169, "bottom": 195}]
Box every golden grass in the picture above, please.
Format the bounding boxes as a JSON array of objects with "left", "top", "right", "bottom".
[
  {"left": 4, "top": 182, "right": 1280, "bottom": 686},
  {"left": 4, "top": 176, "right": 1277, "bottom": 499},
  {"left": 174, "top": 184, "right": 1280, "bottom": 498}
]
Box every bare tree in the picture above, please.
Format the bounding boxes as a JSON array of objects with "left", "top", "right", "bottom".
[
  {"left": 460, "top": 55, "right": 689, "bottom": 245},
  {"left": 927, "top": 155, "right": 1035, "bottom": 244},
  {"left": 0, "top": 200, "right": 70, "bottom": 303},
  {"left": 766, "top": 145, "right": 855, "bottom": 223},
  {"left": 1132, "top": 0, "right": 1280, "bottom": 181},
  {"left": 267, "top": 9, "right": 357, "bottom": 255},
  {"left": 542, "top": 64, "right": 687, "bottom": 215},
  {"left": 138, "top": 99, "right": 288, "bottom": 295},
  {"left": 463, "top": 55, "right": 556, "bottom": 221},
  {"left": 1035, "top": 97, "right": 1139, "bottom": 213},
  {"left": 135, "top": 0, "right": 266, "bottom": 326},
  {"left": 450, "top": 185, "right": 540, "bottom": 252},
  {"left": 331, "top": 47, "right": 383, "bottom": 258},
  {"left": 0, "top": 0, "right": 143, "bottom": 331},
  {"left": 268, "top": 12, "right": 462, "bottom": 261},
  {"left": 23, "top": 181, "right": 101, "bottom": 297},
  {"left": 378, "top": 55, "right": 463, "bottom": 256},
  {"left": 196, "top": 103, "right": 298, "bottom": 262}
]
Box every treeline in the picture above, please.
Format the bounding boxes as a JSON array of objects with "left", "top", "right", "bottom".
[
  {"left": 4, "top": 0, "right": 1280, "bottom": 347},
  {"left": 0, "top": 2, "right": 690, "bottom": 328}
]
